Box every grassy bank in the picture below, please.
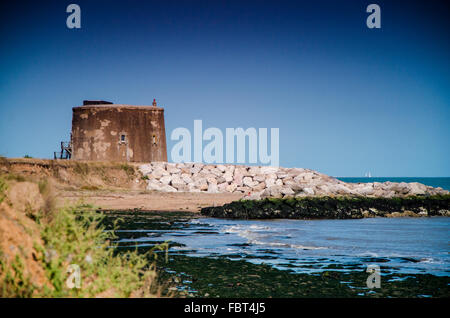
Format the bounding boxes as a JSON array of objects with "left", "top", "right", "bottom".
[
  {"left": 0, "top": 175, "right": 167, "bottom": 297},
  {"left": 0, "top": 157, "right": 146, "bottom": 192},
  {"left": 201, "top": 195, "right": 450, "bottom": 219}
]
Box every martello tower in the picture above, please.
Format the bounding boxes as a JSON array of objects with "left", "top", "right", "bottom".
[{"left": 70, "top": 99, "right": 167, "bottom": 162}]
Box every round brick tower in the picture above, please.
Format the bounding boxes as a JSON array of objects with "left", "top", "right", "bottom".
[{"left": 71, "top": 99, "right": 167, "bottom": 162}]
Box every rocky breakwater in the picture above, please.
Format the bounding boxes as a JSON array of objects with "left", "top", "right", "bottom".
[{"left": 138, "top": 162, "right": 449, "bottom": 199}]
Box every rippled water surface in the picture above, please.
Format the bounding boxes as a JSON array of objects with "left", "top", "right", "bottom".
[{"left": 114, "top": 215, "right": 450, "bottom": 277}]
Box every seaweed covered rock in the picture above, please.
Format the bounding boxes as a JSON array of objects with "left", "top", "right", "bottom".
[{"left": 200, "top": 195, "right": 450, "bottom": 219}]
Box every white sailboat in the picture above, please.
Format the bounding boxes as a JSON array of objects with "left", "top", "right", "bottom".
[{"left": 365, "top": 171, "right": 372, "bottom": 178}]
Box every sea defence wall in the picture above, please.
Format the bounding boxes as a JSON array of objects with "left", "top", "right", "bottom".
[{"left": 139, "top": 163, "right": 449, "bottom": 199}]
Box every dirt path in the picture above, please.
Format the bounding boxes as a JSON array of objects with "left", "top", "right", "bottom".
[{"left": 57, "top": 189, "right": 244, "bottom": 212}]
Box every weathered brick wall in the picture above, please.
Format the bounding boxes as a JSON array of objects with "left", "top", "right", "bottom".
[{"left": 71, "top": 104, "right": 167, "bottom": 162}]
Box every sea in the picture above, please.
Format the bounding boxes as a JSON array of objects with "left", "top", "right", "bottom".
[
  {"left": 111, "top": 177, "right": 450, "bottom": 296},
  {"left": 116, "top": 216, "right": 449, "bottom": 277}
]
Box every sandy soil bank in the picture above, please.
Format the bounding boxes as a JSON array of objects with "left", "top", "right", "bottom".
[
  {"left": 1, "top": 158, "right": 243, "bottom": 212},
  {"left": 57, "top": 189, "right": 244, "bottom": 212}
]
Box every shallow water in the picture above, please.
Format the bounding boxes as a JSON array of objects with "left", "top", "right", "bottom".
[{"left": 115, "top": 216, "right": 450, "bottom": 277}]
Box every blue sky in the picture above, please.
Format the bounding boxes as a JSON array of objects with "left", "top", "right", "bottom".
[{"left": 0, "top": 0, "right": 449, "bottom": 177}]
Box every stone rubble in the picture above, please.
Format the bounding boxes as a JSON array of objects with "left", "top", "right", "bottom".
[{"left": 139, "top": 163, "right": 449, "bottom": 199}]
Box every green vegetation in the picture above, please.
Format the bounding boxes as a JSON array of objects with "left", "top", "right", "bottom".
[
  {"left": 23, "top": 155, "right": 33, "bottom": 159},
  {"left": 1, "top": 203, "right": 167, "bottom": 297},
  {"left": 120, "top": 163, "right": 135, "bottom": 176},
  {"left": 0, "top": 177, "right": 169, "bottom": 298},
  {"left": 0, "top": 156, "right": 9, "bottom": 167},
  {"left": 2, "top": 173, "right": 26, "bottom": 182},
  {"left": 36, "top": 204, "right": 163, "bottom": 297},
  {"left": 73, "top": 162, "right": 89, "bottom": 175},
  {"left": 0, "top": 252, "right": 36, "bottom": 297},
  {"left": 157, "top": 254, "right": 450, "bottom": 298},
  {"left": 0, "top": 177, "right": 7, "bottom": 204},
  {"left": 80, "top": 185, "right": 101, "bottom": 191}
]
